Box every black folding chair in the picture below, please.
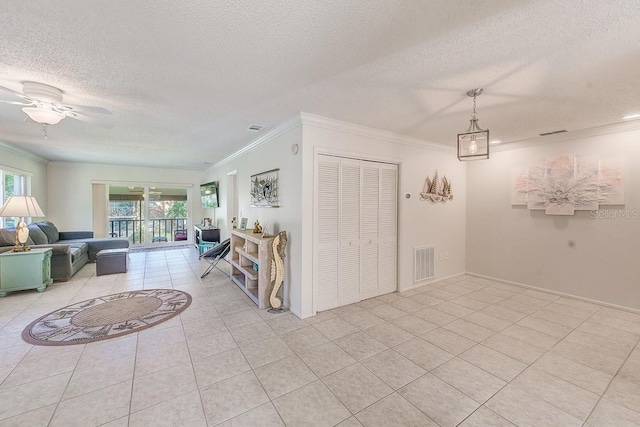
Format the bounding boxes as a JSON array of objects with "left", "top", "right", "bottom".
[{"left": 199, "top": 238, "right": 231, "bottom": 278}]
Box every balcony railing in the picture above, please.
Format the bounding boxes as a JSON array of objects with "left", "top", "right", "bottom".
[{"left": 109, "top": 218, "right": 188, "bottom": 244}]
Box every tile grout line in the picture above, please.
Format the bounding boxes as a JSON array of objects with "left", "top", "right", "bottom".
[
  {"left": 580, "top": 333, "right": 640, "bottom": 426},
  {"left": 2, "top": 254, "right": 640, "bottom": 426}
]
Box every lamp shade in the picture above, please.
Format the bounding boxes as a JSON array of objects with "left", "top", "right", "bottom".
[{"left": 0, "top": 196, "right": 46, "bottom": 218}]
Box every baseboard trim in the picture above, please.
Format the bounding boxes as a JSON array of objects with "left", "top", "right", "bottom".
[
  {"left": 400, "top": 272, "right": 466, "bottom": 293},
  {"left": 466, "top": 272, "right": 640, "bottom": 315},
  {"left": 286, "top": 305, "right": 304, "bottom": 319}
]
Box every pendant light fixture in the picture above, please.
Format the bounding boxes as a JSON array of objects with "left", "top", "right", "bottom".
[{"left": 458, "top": 88, "right": 489, "bottom": 161}]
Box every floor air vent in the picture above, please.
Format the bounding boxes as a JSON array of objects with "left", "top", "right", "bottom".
[{"left": 414, "top": 245, "right": 435, "bottom": 282}]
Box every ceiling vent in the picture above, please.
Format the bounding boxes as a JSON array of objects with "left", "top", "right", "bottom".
[
  {"left": 247, "top": 124, "right": 265, "bottom": 132},
  {"left": 539, "top": 129, "right": 568, "bottom": 136}
]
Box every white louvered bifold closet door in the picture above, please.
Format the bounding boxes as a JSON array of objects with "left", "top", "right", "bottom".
[
  {"left": 378, "top": 163, "right": 398, "bottom": 295},
  {"left": 339, "top": 158, "right": 362, "bottom": 306},
  {"left": 360, "top": 161, "right": 380, "bottom": 300},
  {"left": 314, "top": 156, "right": 340, "bottom": 311},
  {"left": 314, "top": 154, "right": 398, "bottom": 312}
]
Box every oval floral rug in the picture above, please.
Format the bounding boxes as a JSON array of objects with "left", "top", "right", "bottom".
[{"left": 22, "top": 289, "right": 191, "bottom": 346}]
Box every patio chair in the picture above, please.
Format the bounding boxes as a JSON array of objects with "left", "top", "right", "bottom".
[
  {"left": 174, "top": 229, "right": 187, "bottom": 241},
  {"left": 199, "top": 238, "right": 231, "bottom": 278}
]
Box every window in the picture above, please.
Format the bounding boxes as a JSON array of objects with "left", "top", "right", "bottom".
[{"left": 0, "top": 169, "right": 26, "bottom": 229}]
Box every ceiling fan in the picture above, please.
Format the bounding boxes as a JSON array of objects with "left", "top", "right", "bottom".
[
  {"left": 127, "top": 187, "right": 162, "bottom": 199},
  {"left": 0, "top": 81, "right": 111, "bottom": 127}
]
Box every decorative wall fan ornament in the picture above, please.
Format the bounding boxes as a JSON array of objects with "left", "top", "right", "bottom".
[
  {"left": 420, "top": 170, "right": 453, "bottom": 202},
  {"left": 0, "top": 81, "right": 111, "bottom": 138}
]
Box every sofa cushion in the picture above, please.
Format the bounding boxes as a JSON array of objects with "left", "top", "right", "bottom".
[
  {"left": 27, "top": 224, "right": 48, "bottom": 245},
  {"left": 69, "top": 246, "right": 87, "bottom": 264},
  {"left": 0, "top": 228, "right": 35, "bottom": 247},
  {"left": 0, "top": 229, "right": 15, "bottom": 247},
  {"left": 62, "top": 237, "right": 129, "bottom": 262},
  {"left": 37, "top": 221, "right": 60, "bottom": 243}
]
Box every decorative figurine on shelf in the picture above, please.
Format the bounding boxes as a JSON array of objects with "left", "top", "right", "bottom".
[
  {"left": 231, "top": 217, "right": 237, "bottom": 229},
  {"left": 253, "top": 220, "right": 263, "bottom": 234},
  {"left": 269, "top": 231, "right": 288, "bottom": 312}
]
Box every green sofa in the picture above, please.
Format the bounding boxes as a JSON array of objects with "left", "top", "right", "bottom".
[{"left": 0, "top": 221, "right": 129, "bottom": 281}]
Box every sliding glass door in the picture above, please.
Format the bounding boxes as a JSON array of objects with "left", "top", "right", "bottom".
[{"left": 108, "top": 185, "right": 189, "bottom": 246}]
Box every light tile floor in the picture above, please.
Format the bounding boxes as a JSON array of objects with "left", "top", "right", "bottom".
[{"left": 0, "top": 247, "right": 639, "bottom": 426}]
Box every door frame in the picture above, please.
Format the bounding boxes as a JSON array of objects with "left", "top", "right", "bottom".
[{"left": 94, "top": 180, "right": 194, "bottom": 248}]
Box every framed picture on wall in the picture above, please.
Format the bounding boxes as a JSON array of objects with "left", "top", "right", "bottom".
[
  {"left": 240, "top": 218, "right": 248, "bottom": 230},
  {"left": 250, "top": 169, "right": 279, "bottom": 207}
]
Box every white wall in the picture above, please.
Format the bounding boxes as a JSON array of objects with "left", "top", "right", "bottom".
[
  {"left": 0, "top": 143, "right": 48, "bottom": 213},
  {"left": 300, "top": 114, "right": 467, "bottom": 318},
  {"left": 204, "top": 122, "right": 304, "bottom": 315},
  {"left": 208, "top": 114, "right": 466, "bottom": 319},
  {"left": 47, "top": 162, "right": 204, "bottom": 232},
  {"left": 466, "top": 125, "right": 640, "bottom": 310}
]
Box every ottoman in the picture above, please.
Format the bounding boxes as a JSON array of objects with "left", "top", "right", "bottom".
[{"left": 96, "top": 248, "right": 129, "bottom": 276}]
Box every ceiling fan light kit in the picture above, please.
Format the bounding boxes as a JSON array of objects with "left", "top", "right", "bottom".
[
  {"left": 19, "top": 82, "right": 67, "bottom": 125},
  {"left": 457, "top": 88, "right": 489, "bottom": 161},
  {"left": 0, "top": 81, "right": 110, "bottom": 135},
  {"left": 21, "top": 106, "right": 65, "bottom": 125}
]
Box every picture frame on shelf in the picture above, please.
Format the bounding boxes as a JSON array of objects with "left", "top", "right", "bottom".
[{"left": 240, "top": 218, "right": 248, "bottom": 230}]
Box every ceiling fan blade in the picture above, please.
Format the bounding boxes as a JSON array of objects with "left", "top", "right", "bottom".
[
  {"left": 65, "top": 111, "right": 113, "bottom": 128},
  {"left": 0, "top": 85, "right": 30, "bottom": 101},
  {"left": 0, "top": 99, "right": 32, "bottom": 106},
  {"left": 60, "top": 104, "right": 112, "bottom": 115}
]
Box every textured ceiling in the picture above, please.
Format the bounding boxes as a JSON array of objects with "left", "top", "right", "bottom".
[{"left": 1, "top": 1, "right": 640, "bottom": 170}]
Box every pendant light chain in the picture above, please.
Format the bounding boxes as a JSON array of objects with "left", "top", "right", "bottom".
[{"left": 472, "top": 93, "right": 477, "bottom": 120}]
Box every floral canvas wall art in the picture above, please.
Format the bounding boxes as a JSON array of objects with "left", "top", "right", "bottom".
[{"left": 512, "top": 153, "right": 625, "bottom": 215}]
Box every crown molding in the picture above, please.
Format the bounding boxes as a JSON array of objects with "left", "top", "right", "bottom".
[
  {"left": 0, "top": 141, "right": 49, "bottom": 164},
  {"left": 212, "top": 114, "right": 304, "bottom": 168},
  {"left": 211, "top": 112, "right": 457, "bottom": 170},
  {"left": 299, "top": 112, "right": 455, "bottom": 153},
  {"left": 47, "top": 161, "right": 204, "bottom": 175},
  {"left": 492, "top": 120, "right": 640, "bottom": 152}
]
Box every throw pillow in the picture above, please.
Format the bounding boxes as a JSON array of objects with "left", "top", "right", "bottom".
[
  {"left": 27, "top": 224, "right": 48, "bottom": 245},
  {"left": 37, "top": 221, "right": 60, "bottom": 243}
]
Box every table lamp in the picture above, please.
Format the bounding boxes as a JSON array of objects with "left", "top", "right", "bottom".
[{"left": 0, "top": 196, "right": 46, "bottom": 252}]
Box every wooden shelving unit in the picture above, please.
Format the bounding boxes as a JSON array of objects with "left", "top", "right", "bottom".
[{"left": 230, "top": 229, "right": 275, "bottom": 309}]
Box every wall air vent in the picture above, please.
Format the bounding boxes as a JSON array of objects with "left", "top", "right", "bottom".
[
  {"left": 414, "top": 245, "right": 435, "bottom": 282},
  {"left": 539, "top": 129, "right": 568, "bottom": 136},
  {"left": 247, "top": 124, "right": 265, "bottom": 132}
]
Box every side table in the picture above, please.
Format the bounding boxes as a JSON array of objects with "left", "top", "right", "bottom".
[
  {"left": 193, "top": 224, "right": 220, "bottom": 248},
  {"left": 0, "top": 248, "right": 53, "bottom": 297}
]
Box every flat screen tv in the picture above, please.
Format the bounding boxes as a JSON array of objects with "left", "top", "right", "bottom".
[{"left": 200, "top": 181, "right": 219, "bottom": 208}]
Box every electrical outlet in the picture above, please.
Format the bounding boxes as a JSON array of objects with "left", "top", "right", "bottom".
[{"left": 445, "top": 251, "right": 449, "bottom": 260}]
